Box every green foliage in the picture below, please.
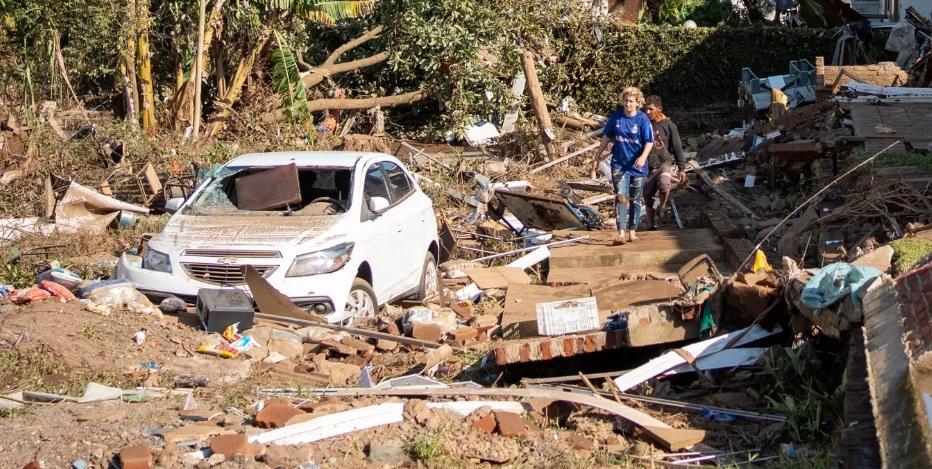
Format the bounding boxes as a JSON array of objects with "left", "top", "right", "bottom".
[
  {"left": 542, "top": 23, "right": 837, "bottom": 113},
  {"left": 756, "top": 343, "right": 844, "bottom": 441},
  {"left": 271, "top": 31, "right": 311, "bottom": 122},
  {"left": 852, "top": 149, "right": 932, "bottom": 172},
  {"left": 405, "top": 433, "right": 455, "bottom": 467},
  {"left": 0, "top": 0, "right": 123, "bottom": 100},
  {"left": 890, "top": 238, "right": 932, "bottom": 275}
]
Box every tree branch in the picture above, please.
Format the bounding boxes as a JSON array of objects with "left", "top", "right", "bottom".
[
  {"left": 323, "top": 25, "right": 384, "bottom": 67},
  {"left": 306, "top": 90, "right": 425, "bottom": 113},
  {"left": 301, "top": 51, "right": 391, "bottom": 89}
]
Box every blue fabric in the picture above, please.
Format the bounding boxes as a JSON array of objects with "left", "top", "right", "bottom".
[
  {"left": 800, "top": 262, "right": 882, "bottom": 309},
  {"left": 603, "top": 110, "right": 654, "bottom": 176},
  {"left": 612, "top": 170, "right": 644, "bottom": 231}
]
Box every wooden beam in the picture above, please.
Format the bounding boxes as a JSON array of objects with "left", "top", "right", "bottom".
[
  {"left": 691, "top": 162, "right": 759, "bottom": 219},
  {"left": 520, "top": 51, "right": 559, "bottom": 157}
]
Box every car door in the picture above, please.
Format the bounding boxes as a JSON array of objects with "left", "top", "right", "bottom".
[
  {"left": 359, "top": 161, "right": 407, "bottom": 301},
  {"left": 379, "top": 161, "right": 424, "bottom": 292}
]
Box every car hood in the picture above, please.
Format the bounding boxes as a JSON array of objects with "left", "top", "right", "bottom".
[{"left": 157, "top": 214, "right": 342, "bottom": 248}]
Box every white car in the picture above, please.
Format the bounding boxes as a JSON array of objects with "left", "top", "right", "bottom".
[{"left": 115, "top": 151, "right": 440, "bottom": 324}]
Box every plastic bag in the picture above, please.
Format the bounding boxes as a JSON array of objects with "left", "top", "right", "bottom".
[
  {"left": 39, "top": 280, "right": 77, "bottom": 301},
  {"left": 12, "top": 287, "right": 51, "bottom": 304},
  {"left": 36, "top": 267, "right": 83, "bottom": 290}
]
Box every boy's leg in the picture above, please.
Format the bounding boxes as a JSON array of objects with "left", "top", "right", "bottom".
[
  {"left": 628, "top": 175, "right": 645, "bottom": 240},
  {"left": 644, "top": 171, "right": 659, "bottom": 229},
  {"left": 613, "top": 170, "right": 629, "bottom": 241}
]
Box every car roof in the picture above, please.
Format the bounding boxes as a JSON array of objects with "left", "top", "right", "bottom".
[{"left": 225, "top": 151, "right": 392, "bottom": 168}]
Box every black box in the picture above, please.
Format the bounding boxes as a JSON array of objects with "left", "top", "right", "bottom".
[{"left": 196, "top": 288, "right": 255, "bottom": 333}]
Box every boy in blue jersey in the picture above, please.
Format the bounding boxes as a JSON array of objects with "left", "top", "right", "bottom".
[{"left": 590, "top": 87, "right": 654, "bottom": 244}]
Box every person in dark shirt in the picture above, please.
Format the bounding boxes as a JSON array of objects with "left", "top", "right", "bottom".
[
  {"left": 643, "top": 95, "right": 687, "bottom": 230},
  {"left": 590, "top": 87, "right": 654, "bottom": 244}
]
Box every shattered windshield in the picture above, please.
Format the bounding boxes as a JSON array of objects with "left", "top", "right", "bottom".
[{"left": 184, "top": 165, "right": 353, "bottom": 216}]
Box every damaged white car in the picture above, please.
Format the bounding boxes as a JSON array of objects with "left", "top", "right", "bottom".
[{"left": 116, "top": 151, "right": 440, "bottom": 324}]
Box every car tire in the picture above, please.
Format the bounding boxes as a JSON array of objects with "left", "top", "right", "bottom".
[
  {"left": 413, "top": 251, "right": 439, "bottom": 301},
  {"left": 344, "top": 277, "right": 377, "bottom": 322}
]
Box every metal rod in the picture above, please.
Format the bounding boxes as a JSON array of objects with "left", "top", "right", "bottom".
[
  {"left": 471, "top": 236, "right": 588, "bottom": 263},
  {"left": 254, "top": 313, "right": 446, "bottom": 349},
  {"left": 736, "top": 139, "right": 902, "bottom": 271},
  {"left": 547, "top": 384, "right": 786, "bottom": 422}
]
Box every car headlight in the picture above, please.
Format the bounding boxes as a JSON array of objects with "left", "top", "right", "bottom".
[
  {"left": 143, "top": 247, "right": 172, "bottom": 273},
  {"left": 286, "top": 242, "right": 354, "bottom": 277}
]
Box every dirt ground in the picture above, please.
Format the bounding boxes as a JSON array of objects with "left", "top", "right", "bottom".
[{"left": 0, "top": 300, "right": 787, "bottom": 469}]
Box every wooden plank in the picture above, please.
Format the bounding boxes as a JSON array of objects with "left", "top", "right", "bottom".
[
  {"left": 520, "top": 51, "right": 558, "bottom": 157},
  {"left": 613, "top": 324, "right": 782, "bottom": 392},
  {"left": 692, "top": 163, "right": 759, "bottom": 219},
  {"left": 312, "top": 386, "right": 705, "bottom": 451},
  {"left": 463, "top": 266, "right": 531, "bottom": 290}
]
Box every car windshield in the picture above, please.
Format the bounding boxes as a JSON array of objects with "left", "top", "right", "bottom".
[{"left": 184, "top": 165, "right": 353, "bottom": 216}]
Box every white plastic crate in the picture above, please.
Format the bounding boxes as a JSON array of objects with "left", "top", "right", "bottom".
[{"left": 536, "top": 296, "right": 599, "bottom": 336}]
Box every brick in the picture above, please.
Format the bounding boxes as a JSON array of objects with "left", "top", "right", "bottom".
[
  {"left": 410, "top": 322, "right": 443, "bottom": 342},
  {"left": 472, "top": 314, "right": 498, "bottom": 331},
  {"left": 565, "top": 433, "right": 594, "bottom": 451},
  {"left": 448, "top": 327, "right": 478, "bottom": 346},
  {"left": 375, "top": 338, "right": 398, "bottom": 351},
  {"left": 119, "top": 444, "right": 153, "bottom": 469},
  {"left": 493, "top": 410, "right": 530, "bottom": 438},
  {"left": 299, "top": 396, "right": 345, "bottom": 414},
  {"left": 380, "top": 320, "right": 401, "bottom": 336},
  {"left": 256, "top": 403, "right": 304, "bottom": 428},
  {"left": 209, "top": 433, "right": 251, "bottom": 459},
  {"left": 451, "top": 300, "right": 474, "bottom": 320},
  {"left": 470, "top": 414, "right": 496, "bottom": 433}
]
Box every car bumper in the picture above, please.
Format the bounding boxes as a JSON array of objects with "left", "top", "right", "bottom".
[{"left": 115, "top": 253, "right": 355, "bottom": 323}]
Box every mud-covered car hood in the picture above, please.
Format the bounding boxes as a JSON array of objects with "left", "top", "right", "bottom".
[{"left": 157, "top": 214, "right": 342, "bottom": 248}]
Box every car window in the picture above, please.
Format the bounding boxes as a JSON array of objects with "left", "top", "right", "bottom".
[
  {"left": 381, "top": 162, "right": 413, "bottom": 203},
  {"left": 363, "top": 163, "right": 390, "bottom": 201}
]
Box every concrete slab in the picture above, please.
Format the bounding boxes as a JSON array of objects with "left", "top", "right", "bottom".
[{"left": 547, "top": 229, "right": 724, "bottom": 281}]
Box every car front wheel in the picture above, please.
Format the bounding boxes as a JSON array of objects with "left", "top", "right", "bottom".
[
  {"left": 344, "top": 277, "right": 377, "bottom": 322},
  {"left": 413, "top": 251, "right": 438, "bottom": 301}
]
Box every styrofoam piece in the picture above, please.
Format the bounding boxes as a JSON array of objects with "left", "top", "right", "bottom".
[
  {"left": 427, "top": 401, "right": 525, "bottom": 416},
  {"left": 536, "top": 296, "right": 599, "bottom": 336},
  {"left": 614, "top": 324, "right": 782, "bottom": 392},
  {"left": 251, "top": 403, "right": 404, "bottom": 445},
  {"left": 507, "top": 246, "right": 550, "bottom": 269},
  {"left": 464, "top": 122, "right": 500, "bottom": 146}
]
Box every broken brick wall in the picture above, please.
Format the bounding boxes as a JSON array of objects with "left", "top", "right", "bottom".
[
  {"left": 815, "top": 56, "right": 910, "bottom": 92},
  {"left": 896, "top": 261, "right": 932, "bottom": 360}
]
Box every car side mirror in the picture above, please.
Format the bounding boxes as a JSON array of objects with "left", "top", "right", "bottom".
[
  {"left": 367, "top": 196, "right": 390, "bottom": 214},
  {"left": 165, "top": 197, "right": 185, "bottom": 214}
]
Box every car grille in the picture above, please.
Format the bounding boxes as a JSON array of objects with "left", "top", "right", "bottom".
[
  {"left": 182, "top": 249, "right": 281, "bottom": 258},
  {"left": 181, "top": 263, "right": 277, "bottom": 285}
]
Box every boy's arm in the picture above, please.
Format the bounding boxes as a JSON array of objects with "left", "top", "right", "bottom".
[{"left": 590, "top": 135, "right": 612, "bottom": 179}]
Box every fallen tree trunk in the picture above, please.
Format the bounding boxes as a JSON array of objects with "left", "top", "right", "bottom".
[
  {"left": 520, "top": 51, "right": 559, "bottom": 157},
  {"left": 306, "top": 90, "right": 424, "bottom": 113}
]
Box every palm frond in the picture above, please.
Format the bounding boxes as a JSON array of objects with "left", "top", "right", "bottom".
[
  {"left": 270, "top": 31, "right": 310, "bottom": 121},
  {"left": 308, "top": 1, "right": 377, "bottom": 23}
]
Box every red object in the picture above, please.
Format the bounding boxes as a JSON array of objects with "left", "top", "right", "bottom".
[
  {"left": 39, "top": 280, "right": 76, "bottom": 301},
  {"left": 12, "top": 287, "right": 51, "bottom": 305}
]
